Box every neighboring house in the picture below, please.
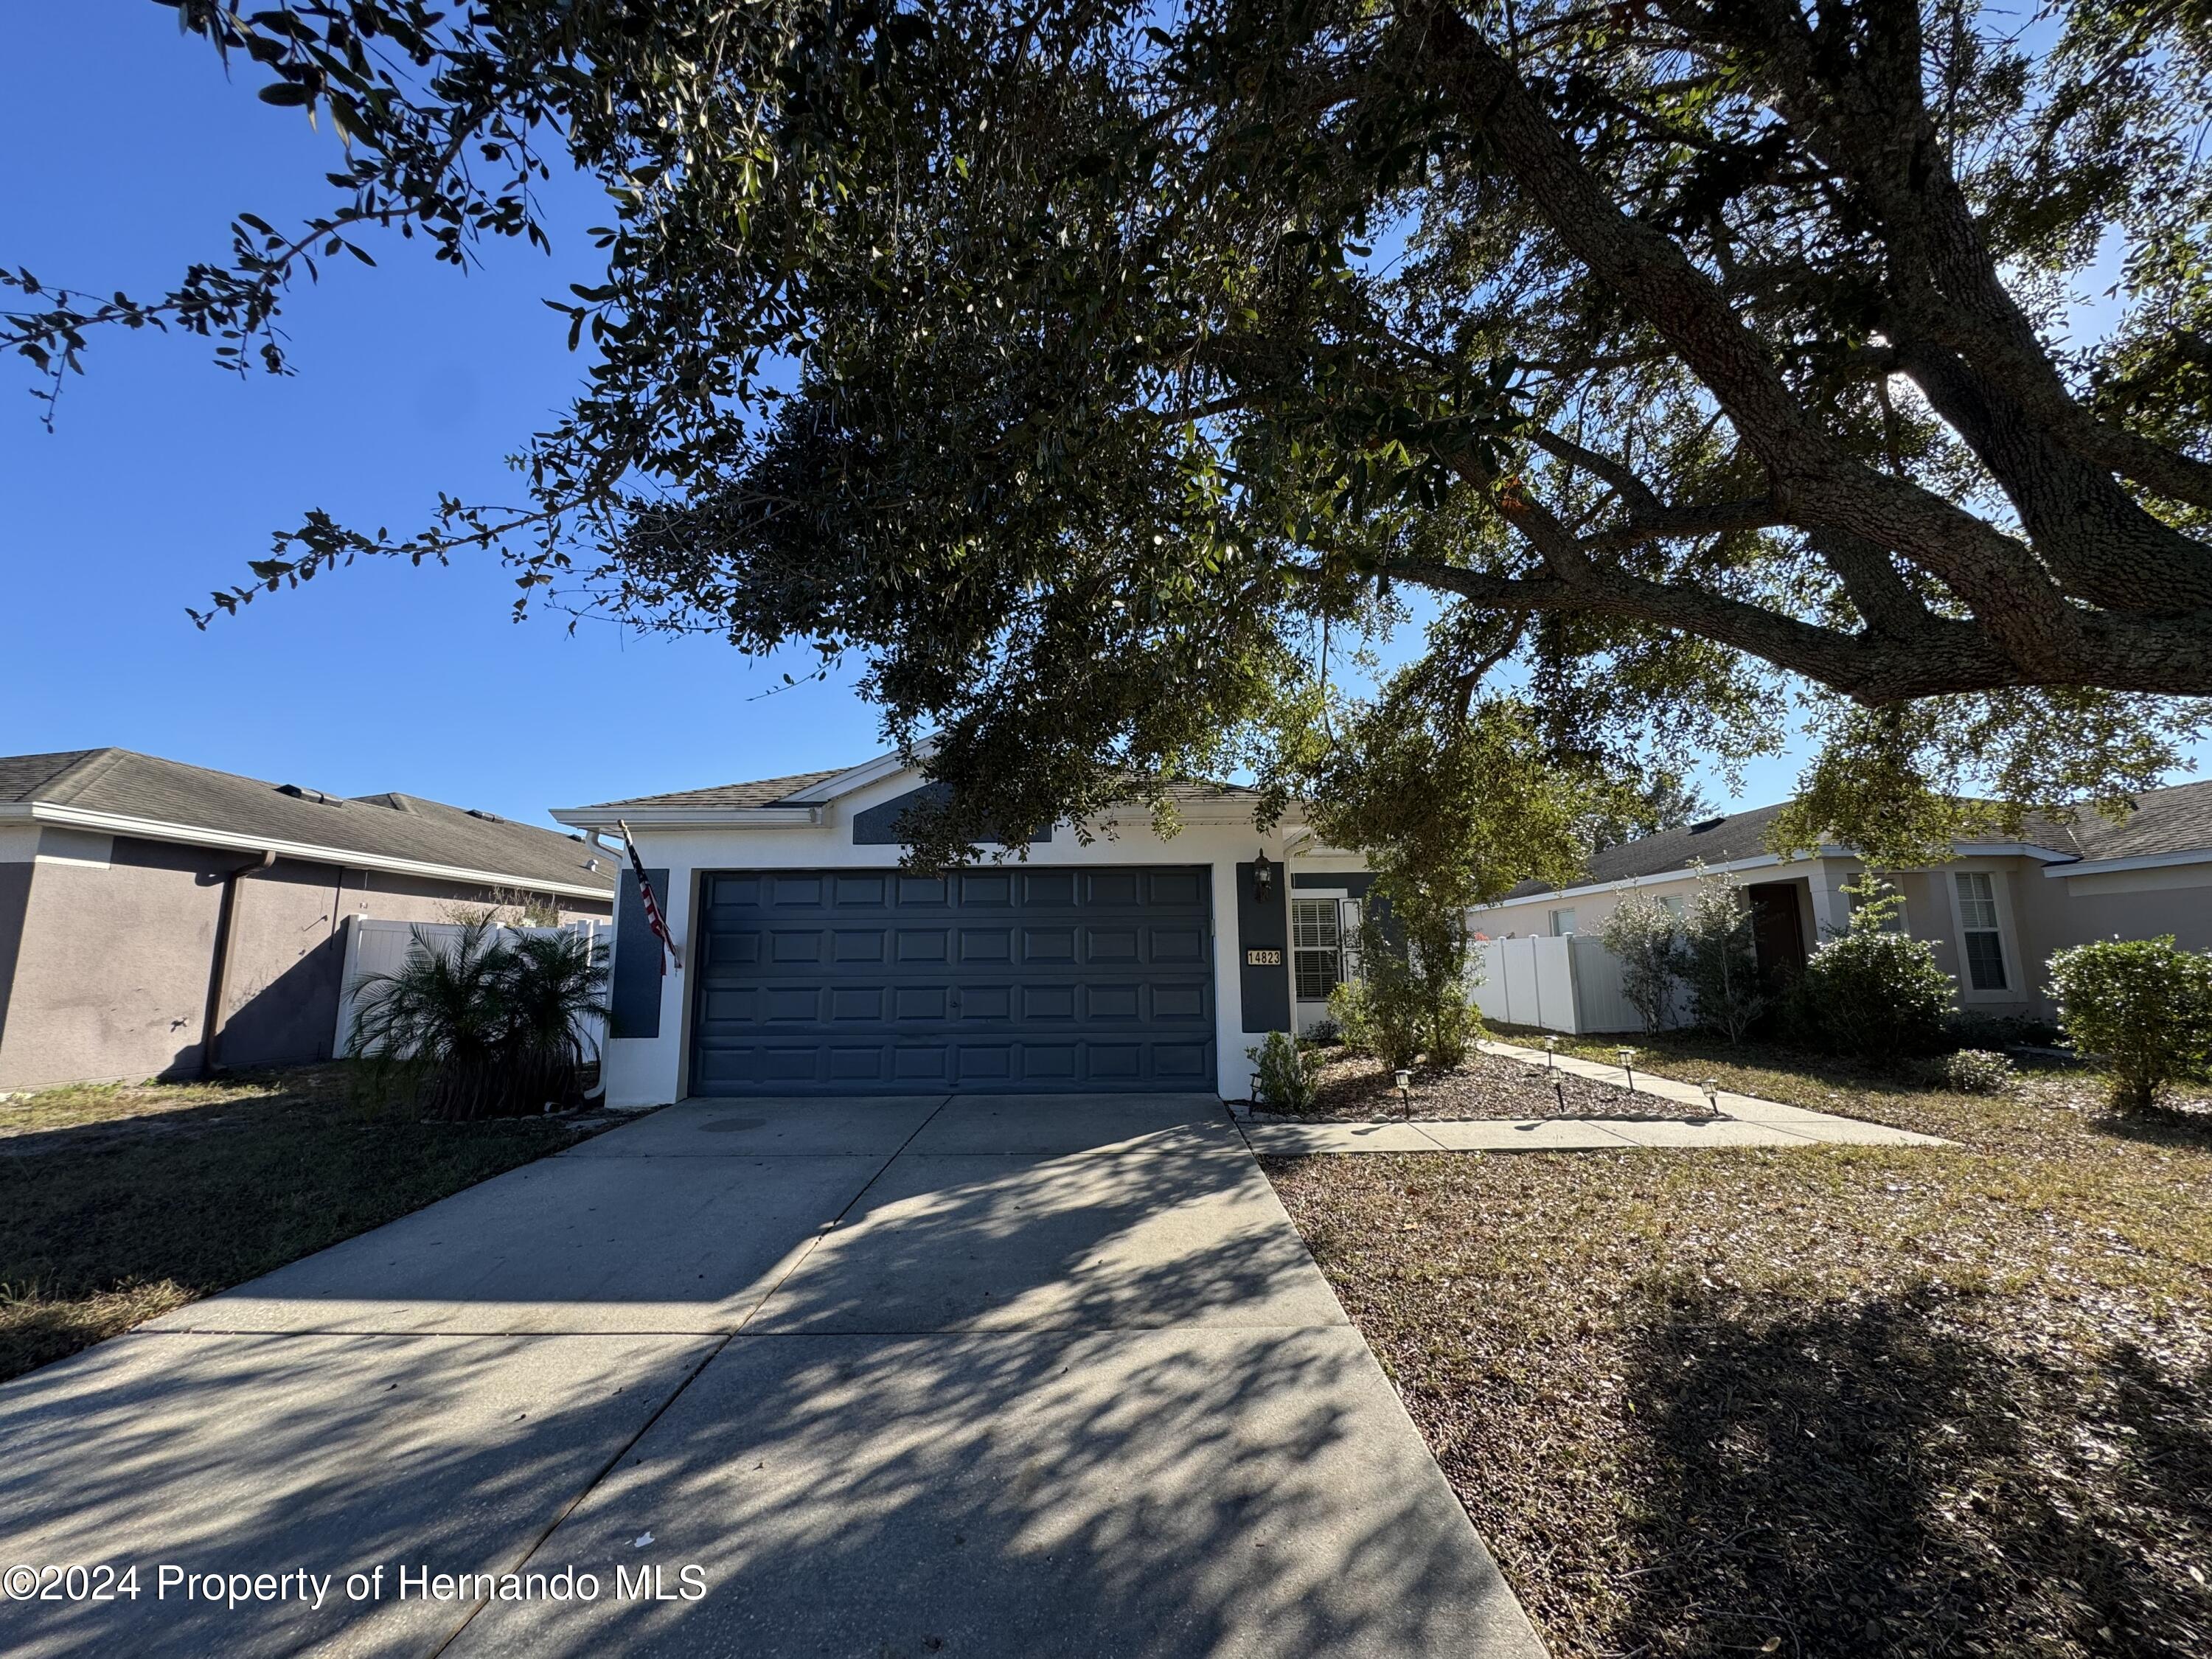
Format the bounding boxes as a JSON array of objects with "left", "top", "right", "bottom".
[
  {"left": 1468, "top": 782, "right": 2212, "bottom": 1031},
  {"left": 552, "top": 754, "right": 1369, "bottom": 1104},
  {"left": 0, "top": 749, "right": 616, "bottom": 1091}
]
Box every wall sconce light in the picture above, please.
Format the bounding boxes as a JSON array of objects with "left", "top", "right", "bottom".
[{"left": 1251, "top": 851, "right": 1274, "bottom": 905}]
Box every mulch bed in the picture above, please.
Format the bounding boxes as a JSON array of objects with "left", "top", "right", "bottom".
[{"left": 1273, "top": 1046, "right": 1714, "bottom": 1122}]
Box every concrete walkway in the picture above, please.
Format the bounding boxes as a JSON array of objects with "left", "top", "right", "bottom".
[
  {"left": 1239, "top": 1040, "right": 1950, "bottom": 1155},
  {"left": 0, "top": 1094, "right": 1544, "bottom": 1659}
]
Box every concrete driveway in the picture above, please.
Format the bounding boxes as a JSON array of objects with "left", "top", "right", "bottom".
[{"left": 0, "top": 1095, "right": 1543, "bottom": 1658}]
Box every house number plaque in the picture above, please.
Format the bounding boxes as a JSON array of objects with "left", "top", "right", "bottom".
[{"left": 1245, "top": 948, "right": 1283, "bottom": 967}]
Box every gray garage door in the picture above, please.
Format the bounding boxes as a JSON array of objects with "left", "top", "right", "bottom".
[{"left": 689, "top": 866, "right": 1216, "bottom": 1094}]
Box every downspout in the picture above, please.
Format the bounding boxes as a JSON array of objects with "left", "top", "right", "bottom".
[{"left": 200, "top": 849, "right": 275, "bottom": 1078}]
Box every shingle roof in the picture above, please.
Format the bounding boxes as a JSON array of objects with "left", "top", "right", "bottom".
[
  {"left": 2, "top": 749, "right": 614, "bottom": 895},
  {"left": 583, "top": 769, "right": 849, "bottom": 810},
  {"left": 585, "top": 765, "right": 1261, "bottom": 813},
  {"left": 2064, "top": 779, "right": 2212, "bottom": 863},
  {"left": 1500, "top": 780, "right": 2212, "bottom": 898}
]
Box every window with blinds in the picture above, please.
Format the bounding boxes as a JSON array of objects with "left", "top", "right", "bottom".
[
  {"left": 1292, "top": 897, "right": 1343, "bottom": 1001},
  {"left": 1955, "top": 872, "right": 2008, "bottom": 990}
]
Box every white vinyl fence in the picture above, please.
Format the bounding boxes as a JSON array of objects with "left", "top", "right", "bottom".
[
  {"left": 333, "top": 916, "right": 611, "bottom": 1059},
  {"left": 1470, "top": 934, "right": 1683, "bottom": 1034}
]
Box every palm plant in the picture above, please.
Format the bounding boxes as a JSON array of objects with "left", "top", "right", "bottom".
[
  {"left": 347, "top": 921, "right": 609, "bottom": 1120},
  {"left": 499, "top": 928, "right": 611, "bottom": 1114}
]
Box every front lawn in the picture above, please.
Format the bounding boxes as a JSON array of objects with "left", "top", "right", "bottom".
[
  {"left": 1265, "top": 1044, "right": 2212, "bottom": 1658},
  {"left": 0, "top": 1066, "right": 616, "bottom": 1384}
]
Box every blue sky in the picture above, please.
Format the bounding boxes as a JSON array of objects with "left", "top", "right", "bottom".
[{"left": 1, "top": 4, "right": 2199, "bottom": 830}]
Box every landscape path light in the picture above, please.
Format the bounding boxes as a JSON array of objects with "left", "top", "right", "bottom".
[
  {"left": 1543, "top": 1034, "right": 1558, "bottom": 1069},
  {"left": 1394, "top": 1068, "right": 1411, "bottom": 1119},
  {"left": 1701, "top": 1078, "right": 1720, "bottom": 1117},
  {"left": 1618, "top": 1046, "right": 1638, "bottom": 1093}
]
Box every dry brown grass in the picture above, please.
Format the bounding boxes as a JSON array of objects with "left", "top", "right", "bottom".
[
  {"left": 1266, "top": 1048, "right": 2212, "bottom": 1658},
  {"left": 0, "top": 1064, "right": 613, "bottom": 1382}
]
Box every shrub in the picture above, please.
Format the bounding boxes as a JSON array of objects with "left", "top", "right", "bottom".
[
  {"left": 1326, "top": 955, "right": 1422, "bottom": 1074},
  {"left": 1246, "top": 1031, "right": 1321, "bottom": 1111},
  {"left": 1941, "top": 1048, "right": 2015, "bottom": 1094},
  {"left": 1303, "top": 1015, "right": 1344, "bottom": 1047},
  {"left": 348, "top": 921, "right": 610, "bottom": 1119},
  {"left": 1947, "top": 1011, "right": 2062, "bottom": 1051},
  {"left": 2048, "top": 936, "right": 2212, "bottom": 1113},
  {"left": 1598, "top": 888, "right": 1682, "bottom": 1034},
  {"left": 1680, "top": 875, "right": 1766, "bottom": 1043},
  {"left": 1787, "top": 888, "right": 1954, "bottom": 1059}
]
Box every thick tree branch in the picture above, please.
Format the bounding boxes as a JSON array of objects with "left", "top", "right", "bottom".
[{"left": 1410, "top": 1, "right": 2098, "bottom": 681}]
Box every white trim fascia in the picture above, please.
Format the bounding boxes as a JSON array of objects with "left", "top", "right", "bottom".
[
  {"left": 1953, "top": 842, "right": 2079, "bottom": 864},
  {"left": 0, "top": 802, "right": 616, "bottom": 901},
  {"left": 550, "top": 805, "right": 824, "bottom": 830},
  {"left": 781, "top": 748, "right": 921, "bottom": 804},
  {"left": 2045, "top": 846, "right": 2212, "bottom": 879},
  {"left": 1472, "top": 849, "right": 1801, "bottom": 911}
]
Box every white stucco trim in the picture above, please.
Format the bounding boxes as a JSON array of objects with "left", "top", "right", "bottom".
[
  {"left": 1473, "top": 850, "right": 1804, "bottom": 913},
  {"left": 555, "top": 804, "right": 825, "bottom": 829},
  {"left": 2043, "top": 846, "right": 2212, "bottom": 878},
  {"left": 0, "top": 802, "right": 614, "bottom": 901},
  {"left": 780, "top": 748, "right": 919, "bottom": 804}
]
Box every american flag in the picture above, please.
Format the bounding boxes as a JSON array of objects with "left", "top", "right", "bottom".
[{"left": 616, "top": 820, "right": 680, "bottom": 975}]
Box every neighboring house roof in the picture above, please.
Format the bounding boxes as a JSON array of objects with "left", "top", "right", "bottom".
[
  {"left": 0, "top": 748, "right": 616, "bottom": 899},
  {"left": 1495, "top": 779, "right": 2212, "bottom": 901}
]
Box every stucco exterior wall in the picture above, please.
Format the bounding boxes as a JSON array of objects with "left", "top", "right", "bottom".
[
  {"left": 0, "top": 835, "right": 227, "bottom": 1090},
  {"left": 0, "top": 831, "right": 613, "bottom": 1092},
  {"left": 602, "top": 771, "right": 1311, "bottom": 1106}
]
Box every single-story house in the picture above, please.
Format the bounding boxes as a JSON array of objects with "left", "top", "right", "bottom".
[
  {"left": 0, "top": 748, "right": 616, "bottom": 1092},
  {"left": 1468, "top": 780, "right": 2212, "bottom": 1028},
  {"left": 552, "top": 753, "right": 1371, "bottom": 1105}
]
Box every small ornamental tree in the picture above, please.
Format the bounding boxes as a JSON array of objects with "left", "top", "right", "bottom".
[
  {"left": 2048, "top": 937, "right": 2212, "bottom": 1113},
  {"left": 1598, "top": 888, "right": 1683, "bottom": 1034},
  {"left": 1680, "top": 874, "right": 1766, "bottom": 1045},
  {"left": 1788, "top": 885, "right": 1955, "bottom": 1059},
  {"left": 1303, "top": 685, "right": 1582, "bottom": 1076}
]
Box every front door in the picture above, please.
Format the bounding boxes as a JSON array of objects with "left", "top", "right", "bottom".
[{"left": 1745, "top": 881, "right": 1807, "bottom": 992}]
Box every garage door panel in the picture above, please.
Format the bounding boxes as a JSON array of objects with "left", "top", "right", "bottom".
[
  {"left": 1022, "top": 928, "right": 1076, "bottom": 964},
  {"left": 830, "top": 987, "right": 884, "bottom": 1022},
  {"left": 1150, "top": 924, "right": 1207, "bottom": 964},
  {"left": 689, "top": 866, "right": 1214, "bottom": 1096}
]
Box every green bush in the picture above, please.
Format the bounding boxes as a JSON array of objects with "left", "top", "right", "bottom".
[
  {"left": 2048, "top": 936, "right": 2212, "bottom": 1113},
  {"left": 1246, "top": 1031, "right": 1321, "bottom": 1111},
  {"left": 1304, "top": 1015, "right": 1344, "bottom": 1047},
  {"left": 1597, "top": 888, "right": 1682, "bottom": 1034},
  {"left": 1326, "top": 966, "right": 1422, "bottom": 1074},
  {"left": 1941, "top": 1048, "right": 2015, "bottom": 1094},
  {"left": 1787, "top": 893, "right": 1955, "bottom": 1059},
  {"left": 1680, "top": 876, "right": 1766, "bottom": 1043}
]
